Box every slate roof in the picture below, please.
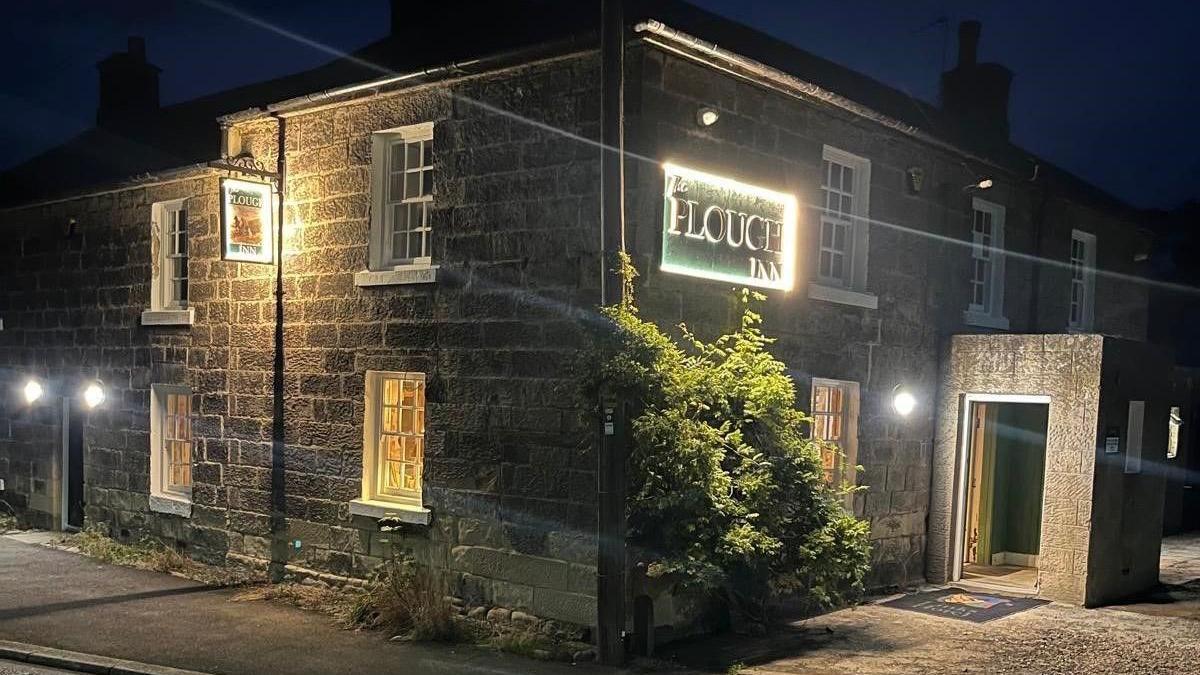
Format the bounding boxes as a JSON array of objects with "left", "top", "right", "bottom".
[{"left": 0, "top": 0, "right": 1140, "bottom": 218}]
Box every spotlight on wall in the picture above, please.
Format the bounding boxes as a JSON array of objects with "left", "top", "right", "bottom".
[
  {"left": 23, "top": 379, "right": 44, "bottom": 405},
  {"left": 82, "top": 381, "right": 106, "bottom": 409},
  {"left": 891, "top": 385, "right": 916, "bottom": 417},
  {"left": 964, "top": 178, "right": 993, "bottom": 191},
  {"left": 696, "top": 107, "right": 720, "bottom": 127}
]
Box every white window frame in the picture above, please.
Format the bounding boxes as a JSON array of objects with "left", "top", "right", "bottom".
[
  {"left": 1068, "top": 229, "right": 1097, "bottom": 331},
  {"left": 1125, "top": 400, "right": 1145, "bottom": 474},
  {"left": 367, "top": 123, "right": 435, "bottom": 272},
  {"left": 351, "top": 371, "right": 431, "bottom": 524},
  {"left": 810, "top": 378, "right": 860, "bottom": 493},
  {"left": 142, "top": 199, "right": 194, "bottom": 326},
  {"left": 1168, "top": 406, "right": 1182, "bottom": 460},
  {"left": 811, "top": 146, "right": 873, "bottom": 306},
  {"left": 963, "top": 197, "right": 1008, "bottom": 329},
  {"left": 149, "top": 384, "right": 193, "bottom": 516}
]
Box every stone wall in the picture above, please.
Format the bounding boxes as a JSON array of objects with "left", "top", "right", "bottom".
[
  {"left": 217, "top": 53, "right": 605, "bottom": 625},
  {"left": 928, "top": 334, "right": 1103, "bottom": 604},
  {"left": 0, "top": 172, "right": 212, "bottom": 546},
  {"left": 1086, "top": 338, "right": 1175, "bottom": 604}
]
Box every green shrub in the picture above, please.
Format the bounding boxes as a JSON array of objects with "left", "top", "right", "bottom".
[{"left": 583, "top": 255, "right": 871, "bottom": 620}]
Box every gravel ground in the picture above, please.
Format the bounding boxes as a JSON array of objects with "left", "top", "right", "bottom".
[{"left": 668, "top": 594, "right": 1200, "bottom": 675}]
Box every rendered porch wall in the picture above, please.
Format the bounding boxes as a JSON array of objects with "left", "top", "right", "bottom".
[{"left": 929, "top": 334, "right": 1102, "bottom": 604}]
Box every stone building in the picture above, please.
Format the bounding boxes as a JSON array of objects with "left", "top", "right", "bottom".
[{"left": 0, "top": 0, "right": 1184, "bottom": 632}]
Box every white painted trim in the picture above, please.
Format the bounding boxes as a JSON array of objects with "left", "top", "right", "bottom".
[
  {"left": 349, "top": 498, "right": 431, "bottom": 524},
  {"left": 962, "top": 310, "right": 1010, "bottom": 331},
  {"left": 991, "top": 551, "right": 1039, "bottom": 568},
  {"left": 951, "top": 393, "right": 1051, "bottom": 582},
  {"left": 149, "top": 494, "right": 192, "bottom": 518},
  {"left": 150, "top": 199, "right": 189, "bottom": 313},
  {"left": 1068, "top": 229, "right": 1097, "bottom": 331},
  {"left": 362, "top": 371, "right": 426, "bottom": 507},
  {"left": 967, "top": 197, "right": 1007, "bottom": 325},
  {"left": 150, "top": 384, "right": 193, "bottom": 505},
  {"left": 60, "top": 397, "right": 71, "bottom": 532},
  {"left": 369, "top": 123, "right": 435, "bottom": 271},
  {"left": 818, "top": 145, "right": 872, "bottom": 292},
  {"left": 1125, "top": 400, "right": 1145, "bottom": 474},
  {"left": 141, "top": 308, "right": 195, "bottom": 326},
  {"left": 354, "top": 264, "right": 438, "bottom": 287},
  {"left": 808, "top": 283, "right": 878, "bottom": 309},
  {"left": 810, "top": 377, "right": 861, "bottom": 504}
]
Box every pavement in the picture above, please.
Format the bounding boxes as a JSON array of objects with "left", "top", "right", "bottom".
[
  {"left": 0, "top": 659, "right": 78, "bottom": 675},
  {"left": 0, "top": 534, "right": 608, "bottom": 675}
]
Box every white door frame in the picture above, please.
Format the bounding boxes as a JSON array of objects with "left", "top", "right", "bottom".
[
  {"left": 951, "top": 393, "right": 1052, "bottom": 581},
  {"left": 59, "top": 396, "right": 71, "bottom": 531}
]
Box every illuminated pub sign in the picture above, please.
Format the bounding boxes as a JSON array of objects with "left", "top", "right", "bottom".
[
  {"left": 660, "top": 163, "right": 798, "bottom": 291},
  {"left": 220, "top": 178, "right": 275, "bottom": 264}
]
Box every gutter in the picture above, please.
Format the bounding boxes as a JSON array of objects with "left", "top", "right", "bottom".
[
  {"left": 633, "top": 20, "right": 1015, "bottom": 178},
  {"left": 0, "top": 162, "right": 215, "bottom": 213},
  {"left": 220, "top": 35, "right": 596, "bottom": 123}
]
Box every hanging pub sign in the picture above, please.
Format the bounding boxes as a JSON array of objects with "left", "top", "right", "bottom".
[
  {"left": 220, "top": 177, "right": 275, "bottom": 264},
  {"left": 660, "top": 163, "right": 798, "bottom": 291}
]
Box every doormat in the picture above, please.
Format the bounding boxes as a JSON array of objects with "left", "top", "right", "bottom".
[{"left": 880, "top": 588, "right": 1049, "bottom": 623}]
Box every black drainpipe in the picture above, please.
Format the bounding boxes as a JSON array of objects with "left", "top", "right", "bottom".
[
  {"left": 596, "top": 0, "right": 627, "bottom": 665},
  {"left": 269, "top": 114, "right": 288, "bottom": 582}
]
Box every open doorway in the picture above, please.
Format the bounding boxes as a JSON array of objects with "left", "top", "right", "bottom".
[
  {"left": 61, "top": 397, "right": 84, "bottom": 530},
  {"left": 956, "top": 395, "right": 1050, "bottom": 592}
]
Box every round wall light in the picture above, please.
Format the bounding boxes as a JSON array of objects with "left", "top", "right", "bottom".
[
  {"left": 696, "top": 107, "right": 720, "bottom": 127},
  {"left": 83, "top": 381, "right": 106, "bottom": 409},
  {"left": 23, "top": 379, "right": 44, "bottom": 404},
  {"left": 891, "top": 386, "right": 916, "bottom": 417}
]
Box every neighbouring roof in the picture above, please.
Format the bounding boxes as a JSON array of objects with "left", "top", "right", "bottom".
[{"left": 0, "top": 0, "right": 1141, "bottom": 219}]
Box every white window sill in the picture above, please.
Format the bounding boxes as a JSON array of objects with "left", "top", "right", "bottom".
[
  {"left": 355, "top": 265, "right": 438, "bottom": 287},
  {"left": 149, "top": 494, "right": 192, "bottom": 517},
  {"left": 963, "top": 310, "right": 1010, "bottom": 330},
  {"left": 808, "top": 283, "right": 878, "bottom": 309},
  {"left": 141, "top": 308, "right": 194, "bottom": 326},
  {"left": 349, "top": 498, "right": 431, "bottom": 525}
]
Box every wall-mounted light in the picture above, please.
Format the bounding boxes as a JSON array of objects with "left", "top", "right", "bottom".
[
  {"left": 696, "top": 107, "right": 720, "bottom": 127},
  {"left": 964, "top": 178, "right": 993, "bottom": 191},
  {"left": 82, "top": 381, "right": 106, "bottom": 409},
  {"left": 891, "top": 385, "right": 917, "bottom": 417},
  {"left": 23, "top": 379, "right": 44, "bottom": 405}
]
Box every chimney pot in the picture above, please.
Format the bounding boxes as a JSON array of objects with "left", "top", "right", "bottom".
[
  {"left": 958, "top": 20, "right": 981, "bottom": 69},
  {"left": 127, "top": 36, "right": 146, "bottom": 61},
  {"left": 96, "top": 36, "right": 161, "bottom": 129}
]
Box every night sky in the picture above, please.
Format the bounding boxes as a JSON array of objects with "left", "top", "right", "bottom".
[{"left": 2, "top": 1, "right": 1198, "bottom": 211}]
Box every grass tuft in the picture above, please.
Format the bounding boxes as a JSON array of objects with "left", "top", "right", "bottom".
[{"left": 62, "top": 525, "right": 252, "bottom": 586}]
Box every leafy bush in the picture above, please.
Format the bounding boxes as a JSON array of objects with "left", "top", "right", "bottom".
[{"left": 584, "top": 255, "right": 871, "bottom": 620}]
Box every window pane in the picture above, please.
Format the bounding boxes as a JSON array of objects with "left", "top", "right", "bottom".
[
  {"left": 405, "top": 171, "right": 420, "bottom": 200},
  {"left": 384, "top": 378, "right": 399, "bottom": 405},
  {"left": 390, "top": 142, "right": 406, "bottom": 172},
  {"left": 422, "top": 169, "right": 434, "bottom": 196},
  {"left": 406, "top": 142, "right": 421, "bottom": 170},
  {"left": 842, "top": 166, "right": 853, "bottom": 191},
  {"left": 389, "top": 173, "right": 404, "bottom": 202},
  {"left": 422, "top": 141, "right": 433, "bottom": 166}
]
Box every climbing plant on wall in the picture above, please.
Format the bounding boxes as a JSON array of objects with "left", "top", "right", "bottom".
[{"left": 583, "top": 254, "right": 871, "bottom": 623}]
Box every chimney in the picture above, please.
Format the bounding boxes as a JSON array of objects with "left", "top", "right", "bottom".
[
  {"left": 96, "top": 36, "right": 161, "bottom": 129},
  {"left": 940, "top": 21, "right": 1012, "bottom": 142}
]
